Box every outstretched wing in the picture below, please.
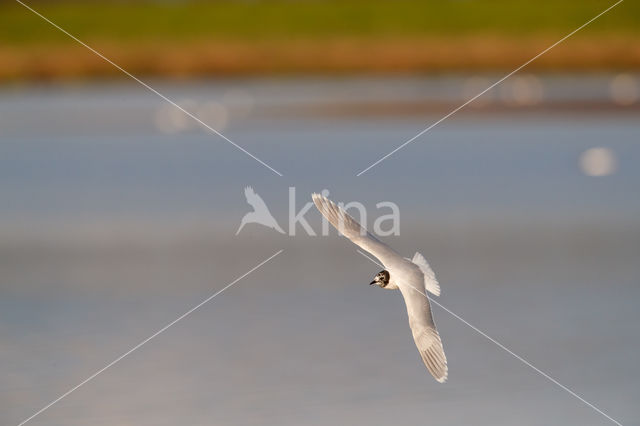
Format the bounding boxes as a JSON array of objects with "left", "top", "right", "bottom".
[
  {"left": 398, "top": 284, "right": 448, "bottom": 382},
  {"left": 313, "top": 193, "right": 447, "bottom": 382},
  {"left": 312, "top": 193, "right": 400, "bottom": 267},
  {"left": 244, "top": 186, "right": 269, "bottom": 211}
]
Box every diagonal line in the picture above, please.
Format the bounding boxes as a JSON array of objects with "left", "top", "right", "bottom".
[
  {"left": 356, "top": 0, "right": 624, "bottom": 176},
  {"left": 356, "top": 249, "right": 622, "bottom": 426},
  {"left": 17, "top": 249, "right": 284, "bottom": 426},
  {"left": 15, "top": 0, "right": 283, "bottom": 177},
  {"left": 427, "top": 298, "right": 622, "bottom": 426}
]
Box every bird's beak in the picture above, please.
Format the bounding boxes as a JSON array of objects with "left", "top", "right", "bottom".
[{"left": 369, "top": 280, "right": 376, "bottom": 285}]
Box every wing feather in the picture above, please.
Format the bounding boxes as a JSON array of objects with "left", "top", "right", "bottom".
[
  {"left": 313, "top": 193, "right": 448, "bottom": 382},
  {"left": 399, "top": 284, "right": 448, "bottom": 382},
  {"left": 312, "top": 193, "right": 399, "bottom": 267}
]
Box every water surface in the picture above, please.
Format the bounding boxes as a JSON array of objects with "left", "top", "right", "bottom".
[{"left": 1, "top": 76, "right": 639, "bottom": 425}]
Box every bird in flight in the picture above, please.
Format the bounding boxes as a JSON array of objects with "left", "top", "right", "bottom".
[
  {"left": 312, "top": 193, "right": 447, "bottom": 382},
  {"left": 236, "top": 186, "right": 285, "bottom": 235}
]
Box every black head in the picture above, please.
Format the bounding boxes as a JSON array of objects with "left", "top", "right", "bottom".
[{"left": 370, "top": 270, "right": 390, "bottom": 288}]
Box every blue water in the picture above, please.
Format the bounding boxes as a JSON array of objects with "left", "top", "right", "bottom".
[{"left": 1, "top": 76, "right": 639, "bottom": 425}]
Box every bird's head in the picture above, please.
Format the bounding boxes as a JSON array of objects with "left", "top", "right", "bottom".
[{"left": 370, "top": 270, "right": 390, "bottom": 288}]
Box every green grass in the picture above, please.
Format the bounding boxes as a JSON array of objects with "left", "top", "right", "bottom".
[{"left": 1, "top": 0, "right": 637, "bottom": 45}]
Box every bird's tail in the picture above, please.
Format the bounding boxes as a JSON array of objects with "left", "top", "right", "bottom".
[{"left": 411, "top": 252, "right": 440, "bottom": 296}]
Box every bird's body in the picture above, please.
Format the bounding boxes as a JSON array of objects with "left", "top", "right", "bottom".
[{"left": 312, "top": 193, "right": 447, "bottom": 383}]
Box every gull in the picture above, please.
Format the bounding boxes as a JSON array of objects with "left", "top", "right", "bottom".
[
  {"left": 312, "top": 193, "right": 447, "bottom": 382},
  {"left": 236, "top": 186, "right": 285, "bottom": 235}
]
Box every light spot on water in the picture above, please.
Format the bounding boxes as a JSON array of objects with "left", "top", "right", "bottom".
[
  {"left": 609, "top": 74, "right": 639, "bottom": 106},
  {"left": 154, "top": 98, "right": 198, "bottom": 134},
  {"left": 197, "top": 101, "right": 229, "bottom": 131},
  {"left": 501, "top": 75, "right": 543, "bottom": 106},
  {"left": 579, "top": 147, "right": 617, "bottom": 177}
]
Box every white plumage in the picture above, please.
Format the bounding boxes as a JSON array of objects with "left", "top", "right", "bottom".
[{"left": 312, "top": 193, "right": 447, "bottom": 383}]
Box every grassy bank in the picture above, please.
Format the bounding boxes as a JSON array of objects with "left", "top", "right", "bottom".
[{"left": 1, "top": 0, "right": 638, "bottom": 80}]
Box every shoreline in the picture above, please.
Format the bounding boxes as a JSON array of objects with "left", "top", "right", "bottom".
[{"left": 1, "top": 36, "right": 638, "bottom": 83}]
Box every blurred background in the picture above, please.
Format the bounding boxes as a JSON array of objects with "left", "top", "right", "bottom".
[{"left": 1, "top": 1, "right": 639, "bottom": 425}]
